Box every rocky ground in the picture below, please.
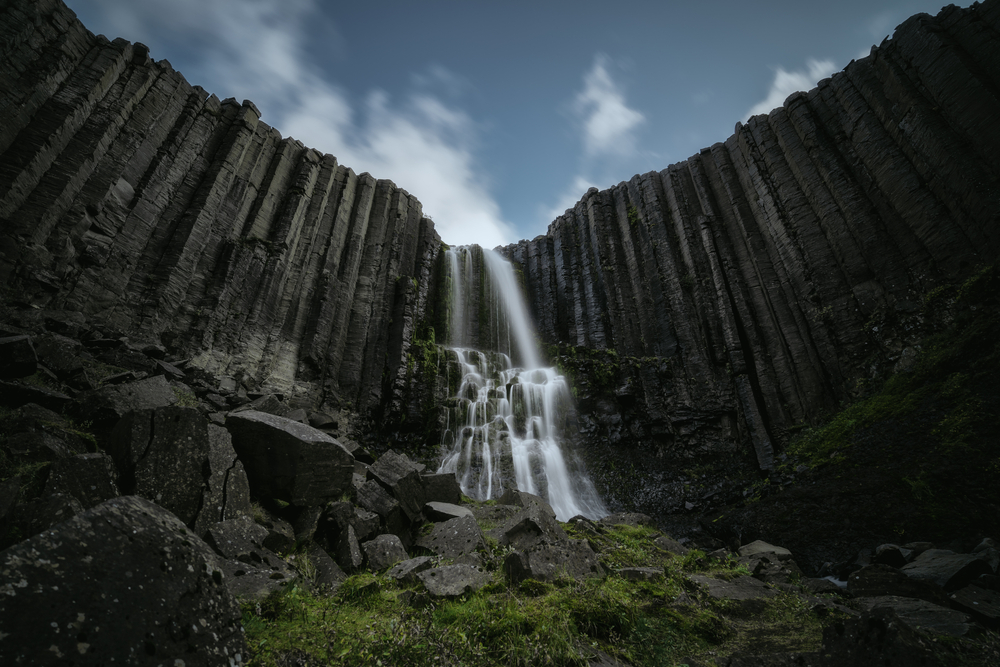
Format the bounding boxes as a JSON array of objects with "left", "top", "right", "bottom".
[{"left": 2, "top": 296, "right": 1000, "bottom": 665}]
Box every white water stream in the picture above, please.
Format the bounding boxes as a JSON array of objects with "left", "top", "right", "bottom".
[{"left": 437, "top": 246, "right": 607, "bottom": 520}]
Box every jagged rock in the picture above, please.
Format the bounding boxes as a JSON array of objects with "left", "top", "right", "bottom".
[
  {"left": 745, "top": 554, "right": 804, "bottom": 585},
  {"left": 505, "top": 540, "right": 604, "bottom": 584},
  {"left": 368, "top": 449, "right": 425, "bottom": 521},
  {"left": 256, "top": 512, "right": 295, "bottom": 554},
  {"left": 292, "top": 505, "right": 324, "bottom": 543},
  {"left": 491, "top": 500, "right": 568, "bottom": 550},
  {"left": 336, "top": 524, "right": 364, "bottom": 572},
  {"left": 285, "top": 408, "right": 309, "bottom": 424},
  {"left": 901, "top": 548, "right": 995, "bottom": 591},
  {"left": 32, "top": 333, "right": 86, "bottom": 379},
  {"left": 225, "top": 410, "right": 354, "bottom": 506},
  {"left": 232, "top": 394, "right": 290, "bottom": 417},
  {"left": 307, "top": 545, "right": 346, "bottom": 593},
  {"left": 152, "top": 357, "right": 185, "bottom": 380},
  {"left": 318, "top": 500, "right": 378, "bottom": 547},
  {"left": 388, "top": 556, "right": 436, "bottom": 585},
  {"left": 854, "top": 596, "right": 977, "bottom": 638},
  {"left": 78, "top": 375, "right": 178, "bottom": 429},
  {"left": 356, "top": 479, "right": 409, "bottom": 541},
  {"left": 417, "top": 564, "right": 490, "bottom": 598},
  {"left": 0, "top": 335, "right": 36, "bottom": 379},
  {"left": 362, "top": 534, "right": 408, "bottom": 571},
  {"left": 4, "top": 428, "right": 82, "bottom": 462},
  {"left": 206, "top": 517, "right": 297, "bottom": 600},
  {"left": 0, "top": 496, "right": 246, "bottom": 664},
  {"left": 424, "top": 501, "right": 473, "bottom": 522},
  {"left": 42, "top": 452, "right": 119, "bottom": 508},
  {"left": 422, "top": 472, "right": 462, "bottom": 505},
  {"left": 417, "top": 515, "right": 485, "bottom": 559}
]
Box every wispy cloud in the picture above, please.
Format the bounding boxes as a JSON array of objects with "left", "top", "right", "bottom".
[
  {"left": 573, "top": 54, "right": 646, "bottom": 157},
  {"left": 539, "top": 176, "right": 598, "bottom": 224},
  {"left": 746, "top": 59, "right": 837, "bottom": 119},
  {"left": 77, "top": 0, "right": 514, "bottom": 247}
]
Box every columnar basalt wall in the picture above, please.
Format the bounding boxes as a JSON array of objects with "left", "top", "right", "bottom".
[
  {"left": 502, "top": 2, "right": 1000, "bottom": 472},
  {"left": 0, "top": 0, "right": 442, "bottom": 411}
]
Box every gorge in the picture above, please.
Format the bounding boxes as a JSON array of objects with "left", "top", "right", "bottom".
[{"left": 1, "top": 0, "right": 1000, "bottom": 663}]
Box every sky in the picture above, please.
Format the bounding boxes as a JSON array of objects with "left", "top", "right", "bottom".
[{"left": 66, "top": 0, "right": 961, "bottom": 248}]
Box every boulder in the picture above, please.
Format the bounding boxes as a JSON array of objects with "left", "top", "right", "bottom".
[
  {"left": 388, "top": 556, "right": 436, "bottom": 585},
  {"left": 688, "top": 574, "right": 778, "bottom": 609},
  {"left": 225, "top": 410, "right": 354, "bottom": 506},
  {"left": 368, "top": 450, "right": 425, "bottom": 521},
  {"left": 0, "top": 380, "right": 73, "bottom": 412},
  {"left": 361, "top": 534, "right": 409, "bottom": 571},
  {"left": 417, "top": 515, "right": 486, "bottom": 559},
  {"left": 653, "top": 535, "right": 690, "bottom": 556},
  {"left": 949, "top": 584, "right": 1000, "bottom": 629},
  {"left": 77, "top": 375, "right": 178, "bottom": 429},
  {"left": 109, "top": 407, "right": 236, "bottom": 531},
  {"left": 738, "top": 540, "right": 793, "bottom": 560},
  {"left": 0, "top": 335, "right": 36, "bottom": 379},
  {"left": 847, "top": 564, "right": 951, "bottom": 606},
  {"left": 491, "top": 501, "right": 568, "bottom": 550},
  {"left": 336, "top": 524, "right": 364, "bottom": 571},
  {"left": 356, "top": 479, "right": 409, "bottom": 541},
  {"left": 417, "top": 564, "right": 490, "bottom": 598},
  {"left": 42, "top": 452, "right": 120, "bottom": 508},
  {"left": 620, "top": 567, "right": 665, "bottom": 582},
  {"left": 13, "top": 492, "right": 85, "bottom": 537},
  {"left": 873, "top": 543, "right": 913, "bottom": 568},
  {"left": 854, "top": 595, "right": 977, "bottom": 637},
  {"left": 307, "top": 545, "right": 346, "bottom": 593},
  {"left": 505, "top": 540, "right": 605, "bottom": 584},
  {"left": 901, "top": 548, "right": 995, "bottom": 591},
  {"left": 424, "top": 501, "right": 473, "bottom": 522},
  {"left": 205, "top": 517, "right": 297, "bottom": 600},
  {"left": 231, "top": 393, "right": 291, "bottom": 417},
  {"left": 422, "top": 472, "right": 462, "bottom": 505},
  {"left": 0, "top": 496, "right": 246, "bottom": 664}
]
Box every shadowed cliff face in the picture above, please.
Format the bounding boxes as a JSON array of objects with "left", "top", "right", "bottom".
[
  {"left": 0, "top": 0, "right": 442, "bottom": 412},
  {"left": 1, "top": 0, "right": 999, "bottom": 512},
  {"left": 500, "top": 2, "right": 1000, "bottom": 486}
]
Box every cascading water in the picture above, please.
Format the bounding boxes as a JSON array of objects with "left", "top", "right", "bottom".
[{"left": 437, "top": 246, "right": 607, "bottom": 520}]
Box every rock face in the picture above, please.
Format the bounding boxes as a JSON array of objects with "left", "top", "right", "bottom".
[
  {"left": 0, "top": 495, "right": 246, "bottom": 665},
  {"left": 0, "top": 0, "right": 442, "bottom": 414}
]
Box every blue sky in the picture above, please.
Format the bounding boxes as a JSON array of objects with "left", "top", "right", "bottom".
[{"left": 66, "top": 0, "right": 959, "bottom": 247}]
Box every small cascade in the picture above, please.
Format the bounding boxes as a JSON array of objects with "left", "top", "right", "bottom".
[{"left": 437, "top": 246, "right": 607, "bottom": 520}]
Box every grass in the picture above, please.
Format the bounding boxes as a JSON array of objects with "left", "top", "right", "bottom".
[{"left": 240, "top": 524, "right": 830, "bottom": 666}]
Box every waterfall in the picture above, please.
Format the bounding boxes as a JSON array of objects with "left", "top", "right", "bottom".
[{"left": 437, "top": 246, "right": 607, "bottom": 520}]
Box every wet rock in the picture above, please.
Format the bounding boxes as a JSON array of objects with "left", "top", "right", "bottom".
[
  {"left": 362, "top": 534, "right": 408, "bottom": 571},
  {"left": 225, "top": 410, "right": 354, "bottom": 506},
  {"left": 388, "top": 556, "right": 436, "bottom": 585},
  {"left": 901, "top": 548, "right": 995, "bottom": 591},
  {"left": 0, "top": 496, "right": 246, "bottom": 664},
  {"left": 598, "top": 512, "right": 655, "bottom": 529},
  {"left": 417, "top": 564, "right": 490, "bottom": 598},
  {"left": 847, "top": 564, "right": 951, "bottom": 606},
  {"left": 854, "top": 595, "right": 977, "bottom": 638},
  {"left": 505, "top": 540, "right": 604, "bottom": 584},
  {"left": 417, "top": 514, "right": 485, "bottom": 559},
  {"left": 422, "top": 472, "right": 462, "bottom": 505},
  {"left": 0, "top": 335, "right": 36, "bottom": 379}
]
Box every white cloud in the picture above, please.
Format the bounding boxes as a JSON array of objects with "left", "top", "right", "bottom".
[
  {"left": 746, "top": 59, "right": 837, "bottom": 119},
  {"left": 77, "top": 0, "right": 514, "bottom": 248},
  {"left": 539, "top": 176, "right": 598, "bottom": 225},
  {"left": 573, "top": 54, "right": 645, "bottom": 157}
]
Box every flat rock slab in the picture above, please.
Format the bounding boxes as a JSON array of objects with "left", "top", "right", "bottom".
[
  {"left": 417, "top": 515, "right": 485, "bottom": 558},
  {"left": 855, "top": 595, "right": 976, "bottom": 637},
  {"left": 689, "top": 574, "right": 778, "bottom": 601},
  {"left": 738, "top": 540, "right": 793, "bottom": 560},
  {"left": 901, "top": 549, "right": 994, "bottom": 591},
  {"left": 78, "top": 375, "right": 177, "bottom": 427},
  {"left": 417, "top": 564, "right": 490, "bottom": 598},
  {"left": 949, "top": 584, "right": 1000, "bottom": 628},
  {"left": 424, "top": 501, "right": 473, "bottom": 522},
  {"left": 620, "top": 567, "right": 665, "bottom": 582},
  {"left": 226, "top": 410, "right": 354, "bottom": 506},
  {"left": 362, "top": 534, "right": 408, "bottom": 571},
  {"left": 506, "top": 540, "right": 605, "bottom": 584},
  {"left": 0, "top": 496, "right": 246, "bottom": 664},
  {"left": 388, "top": 556, "right": 435, "bottom": 585},
  {"left": 653, "top": 535, "right": 689, "bottom": 556}
]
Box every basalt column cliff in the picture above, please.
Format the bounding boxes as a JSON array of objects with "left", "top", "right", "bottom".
[
  {"left": 0, "top": 0, "right": 442, "bottom": 415},
  {"left": 2, "top": 0, "right": 999, "bottom": 487},
  {"left": 501, "top": 1, "right": 1000, "bottom": 485}
]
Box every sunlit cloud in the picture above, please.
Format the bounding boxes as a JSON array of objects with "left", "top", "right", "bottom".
[
  {"left": 746, "top": 58, "right": 837, "bottom": 119},
  {"left": 573, "top": 54, "right": 646, "bottom": 157},
  {"left": 74, "top": 0, "right": 515, "bottom": 247},
  {"left": 539, "top": 176, "right": 599, "bottom": 225}
]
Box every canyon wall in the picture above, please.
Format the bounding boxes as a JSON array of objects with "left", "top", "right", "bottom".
[
  {"left": 501, "top": 1, "right": 1000, "bottom": 479},
  {"left": 0, "top": 0, "right": 443, "bottom": 413},
  {"left": 1, "top": 0, "right": 999, "bottom": 491}
]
